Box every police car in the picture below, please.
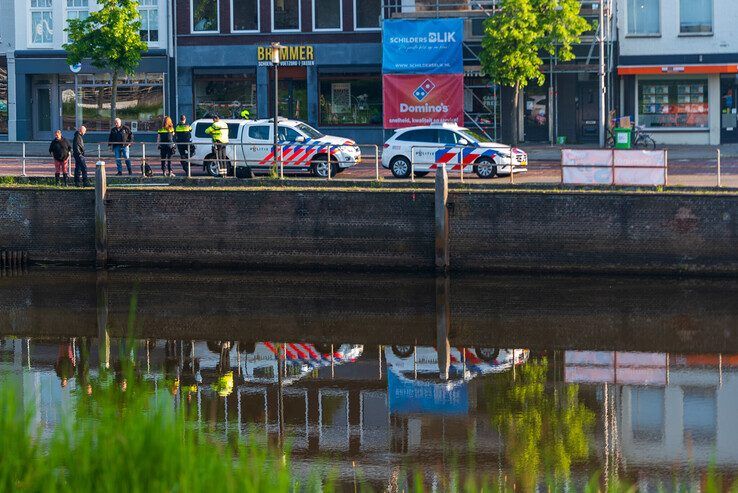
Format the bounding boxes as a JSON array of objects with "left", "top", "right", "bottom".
[
  {"left": 190, "top": 118, "right": 362, "bottom": 177},
  {"left": 381, "top": 123, "right": 527, "bottom": 179}
]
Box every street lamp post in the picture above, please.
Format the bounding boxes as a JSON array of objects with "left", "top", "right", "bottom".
[{"left": 271, "top": 42, "right": 281, "bottom": 172}]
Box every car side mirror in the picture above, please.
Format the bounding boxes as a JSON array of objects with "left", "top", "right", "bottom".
[
  {"left": 458, "top": 138, "right": 469, "bottom": 146},
  {"left": 295, "top": 136, "right": 305, "bottom": 143}
]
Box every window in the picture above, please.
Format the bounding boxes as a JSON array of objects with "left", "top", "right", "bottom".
[
  {"left": 248, "top": 125, "right": 270, "bottom": 140},
  {"left": 78, "top": 73, "right": 165, "bottom": 132},
  {"left": 354, "top": 0, "right": 380, "bottom": 30},
  {"left": 66, "top": 0, "right": 89, "bottom": 23},
  {"left": 232, "top": 0, "right": 259, "bottom": 32},
  {"left": 194, "top": 122, "right": 240, "bottom": 139},
  {"left": 627, "top": 0, "right": 660, "bottom": 35},
  {"left": 397, "top": 129, "right": 437, "bottom": 143},
  {"left": 191, "top": 0, "right": 218, "bottom": 32},
  {"left": 683, "top": 387, "right": 716, "bottom": 444},
  {"left": 319, "top": 76, "right": 382, "bottom": 126},
  {"left": 273, "top": 0, "right": 300, "bottom": 31},
  {"left": 313, "top": 0, "right": 341, "bottom": 30},
  {"left": 277, "top": 125, "right": 301, "bottom": 142},
  {"left": 437, "top": 130, "right": 462, "bottom": 145},
  {"left": 0, "top": 57, "right": 7, "bottom": 134},
  {"left": 139, "top": 0, "right": 159, "bottom": 42},
  {"left": 680, "top": 0, "right": 712, "bottom": 33},
  {"left": 31, "top": 0, "right": 54, "bottom": 45},
  {"left": 631, "top": 387, "right": 664, "bottom": 442},
  {"left": 639, "top": 79, "right": 708, "bottom": 128},
  {"left": 193, "top": 75, "right": 257, "bottom": 119}
]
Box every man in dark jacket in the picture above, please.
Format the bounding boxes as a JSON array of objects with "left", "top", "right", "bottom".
[
  {"left": 72, "top": 125, "right": 90, "bottom": 187},
  {"left": 48, "top": 130, "right": 72, "bottom": 186},
  {"left": 174, "top": 115, "right": 193, "bottom": 174},
  {"left": 108, "top": 117, "right": 133, "bottom": 175}
]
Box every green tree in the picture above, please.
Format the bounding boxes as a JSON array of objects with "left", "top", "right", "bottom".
[
  {"left": 480, "top": 0, "right": 590, "bottom": 144},
  {"left": 64, "top": 0, "right": 148, "bottom": 124},
  {"left": 482, "top": 358, "right": 595, "bottom": 491}
]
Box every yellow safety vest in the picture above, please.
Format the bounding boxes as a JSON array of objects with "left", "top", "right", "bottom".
[{"left": 205, "top": 120, "right": 229, "bottom": 144}]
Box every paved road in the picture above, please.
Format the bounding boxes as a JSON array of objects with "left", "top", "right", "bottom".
[{"left": 2, "top": 156, "right": 738, "bottom": 188}]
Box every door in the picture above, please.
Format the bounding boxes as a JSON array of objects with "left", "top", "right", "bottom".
[
  {"left": 576, "top": 81, "right": 599, "bottom": 143},
  {"left": 523, "top": 85, "right": 549, "bottom": 142},
  {"left": 33, "top": 86, "right": 53, "bottom": 140},
  {"left": 721, "top": 75, "right": 738, "bottom": 144},
  {"left": 241, "top": 123, "right": 272, "bottom": 167}
]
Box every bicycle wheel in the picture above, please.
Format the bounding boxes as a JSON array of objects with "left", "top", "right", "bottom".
[{"left": 637, "top": 135, "right": 656, "bottom": 150}]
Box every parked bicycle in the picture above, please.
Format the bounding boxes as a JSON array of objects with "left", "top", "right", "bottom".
[{"left": 606, "top": 123, "right": 656, "bottom": 150}]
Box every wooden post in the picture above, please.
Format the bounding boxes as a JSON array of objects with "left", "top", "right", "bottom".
[
  {"left": 96, "top": 271, "right": 110, "bottom": 370},
  {"left": 95, "top": 161, "right": 107, "bottom": 269},
  {"left": 435, "top": 163, "right": 449, "bottom": 272},
  {"left": 436, "top": 275, "right": 451, "bottom": 381}
]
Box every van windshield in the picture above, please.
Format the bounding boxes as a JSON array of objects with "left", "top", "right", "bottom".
[{"left": 296, "top": 123, "right": 324, "bottom": 139}]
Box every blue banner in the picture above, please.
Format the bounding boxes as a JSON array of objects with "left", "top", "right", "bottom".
[
  {"left": 382, "top": 18, "right": 464, "bottom": 74},
  {"left": 387, "top": 370, "right": 469, "bottom": 415}
]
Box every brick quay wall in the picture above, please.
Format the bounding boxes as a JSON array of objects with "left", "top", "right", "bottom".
[{"left": 2, "top": 186, "right": 738, "bottom": 274}]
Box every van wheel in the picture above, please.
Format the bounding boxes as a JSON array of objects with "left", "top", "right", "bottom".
[
  {"left": 390, "top": 156, "right": 411, "bottom": 178},
  {"left": 476, "top": 347, "right": 500, "bottom": 363},
  {"left": 204, "top": 153, "right": 220, "bottom": 177},
  {"left": 391, "top": 345, "right": 414, "bottom": 358},
  {"left": 474, "top": 158, "right": 497, "bottom": 179},
  {"left": 311, "top": 155, "right": 337, "bottom": 178}
]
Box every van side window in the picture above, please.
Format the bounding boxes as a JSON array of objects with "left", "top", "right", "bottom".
[
  {"left": 248, "top": 126, "right": 270, "bottom": 141},
  {"left": 193, "top": 122, "right": 240, "bottom": 139},
  {"left": 278, "top": 126, "right": 301, "bottom": 142},
  {"left": 396, "top": 129, "right": 438, "bottom": 143}
]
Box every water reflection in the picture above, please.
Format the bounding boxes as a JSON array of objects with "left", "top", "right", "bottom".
[{"left": 3, "top": 270, "right": 738, "bottom": 490}]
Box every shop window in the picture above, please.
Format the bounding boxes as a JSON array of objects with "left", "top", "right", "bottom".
[
  {"left": 193, "top": 75, "right": 257, "bottom": 119},
  {"left": 313, "top": 0, "right": 341, "bottom": 31},
  {"left": 79, "top": 73, "right": 164, "bottom": 132},
  {"left": 232, "top": 0, "right": 259, "bottom": 32},
  {"left": 31, "top": 0, "right": 54, "bottom": 45},
  {"left": 627, "top": 0, "right": 659, "bottom": 35},
  {"left": 354, "top": 0, "right": 380, "bottom": 30},
  {"left": 0, "top": 57, "right": 7, "bottom": 134},
  {"left": 191, "top": 0, "right": 218, "bottom": 32},
  {"left": 639, "top": 79, "right": 708, "bottom": 129},
  {"left": 139, "top": 0, "right": 159, "bottom": 42},
  {"left": 273, "top": 0, "right": 300, "bottom": 31},
  {"left": 680, "top": 0, "right": 712, "bottom": 34},
  {"left": 319, "top": 77, "right": 382, "bottom": 126}
]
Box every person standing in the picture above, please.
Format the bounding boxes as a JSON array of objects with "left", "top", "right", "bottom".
[
  {"left": 157, "top": 116, "right": 176, "bottom": 176},
  {"left": 108, "top": 117, "right": 133, "bottom": 175},
  {"left": 72, "top": 125, "right": 89, "bottom": 187},
  {"left": 174, "top": 115, "right": 193, "bottom": 174},
  {"left": 48, "top": 130, "right": 72, "bottom": 186},
  {"left": 204, "top": 115, "right": 229, "bottom": 174}
]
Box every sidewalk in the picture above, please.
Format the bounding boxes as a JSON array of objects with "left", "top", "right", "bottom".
[{"left": 523, "top": 143, "right": 738, "bottom": 161}]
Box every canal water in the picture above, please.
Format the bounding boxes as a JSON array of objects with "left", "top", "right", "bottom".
[{"left": 2, "top": 269, "right": 738, "bottom": 491}]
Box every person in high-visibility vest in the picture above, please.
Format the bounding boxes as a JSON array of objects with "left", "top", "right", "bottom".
[
  {"left": 174, "top": 114, "right": 193, "bottom": 174},
  {"left": 204, "top": 115, "right": 229, "bottom": 173},
  {"left": 157, "top": 116, "right": 176, "bottom": 176},
  {"left": 240, "top": 108, "right": 250, "bottom": 120}
]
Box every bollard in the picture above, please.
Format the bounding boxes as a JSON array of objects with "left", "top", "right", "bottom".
[
  {"left": 327, "top": 146, "right": 332, "bottom": 181},
  {"left": 98, "top": 144, "right": 101, "bottom": 159},
  {"left": 22, "top": 143, "right": 27, "bottom": 176},
  {"left": 459, "top": 152, "right": 464, "bottom": 183},
  {"left": 435, "top": 163, "right": 449, "bottom": 272},
  {"left": 95, "top": 161, "right": 107, "bottom": 269},
  {"left": 141, "top": 143, "right": 147, "bottom": 176},
  {"left": 279, "top": 146, "right": 284, "bottom": 180},
  {"left": 187, "top": 157, "right": 192, "bottom": 179},
  {"left": 717, "top": 148, "right": 722, "bottom": 188},
  {"left": 664, "top": 149, "right": 668, "bottom": 186},
  {"left": 510, "top": 147, "right": 515, "bottom": 185},
  {"left": 374, "top": 146, "right": 380, "bottom": 181}
]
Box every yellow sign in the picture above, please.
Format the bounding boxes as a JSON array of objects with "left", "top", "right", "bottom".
[{"left": 257, "top": 45, "right": 315, "bottom": 67}]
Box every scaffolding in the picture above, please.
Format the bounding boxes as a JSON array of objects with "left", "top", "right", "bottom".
[{"left": 382, "top": 0, "right": 616, "bottom": 143}]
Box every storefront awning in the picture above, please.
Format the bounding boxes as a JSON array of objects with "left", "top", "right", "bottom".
[{"left": 618, "top": 64, "right": 738, "bottom": 75}]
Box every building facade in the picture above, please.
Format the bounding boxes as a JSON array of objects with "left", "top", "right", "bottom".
[
  {"left": 175, "top": 0, "right": 384, "bottom": 144},
  {"left": 0, "top": 0, "right": 16, "bottom": 139},
  {"left": 10, "top": 0, "right": 174, "bottom": 141},
  {"left": 617, "top": 0, "right": 738, "bottom": 145}
]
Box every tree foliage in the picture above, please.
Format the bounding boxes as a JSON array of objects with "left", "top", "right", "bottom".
[
  {"left": 480, "top": 0, "right": 590, "bottom": 142},
  {"left": 64, "top": 0, "right": 148, "bottom": 123}
]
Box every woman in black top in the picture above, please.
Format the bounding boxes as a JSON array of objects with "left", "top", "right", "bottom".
[{"left": 157, "top": 116, "right": 176, "bottom": 176}]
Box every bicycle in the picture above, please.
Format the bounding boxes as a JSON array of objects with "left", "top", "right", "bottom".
[{"left": 606, "top": 123, "right": 656, "bottom": 150}]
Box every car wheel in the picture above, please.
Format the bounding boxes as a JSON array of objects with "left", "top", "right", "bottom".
[
  {"left": 390, "top": 156, "right": 411, "bottom": 178},
  {"left": 311, "top": 156, "right": 337, "bottom": 178},
  {"left": 413, "top": 171, "right": 429, "bottom": 178},
  {"left": 391, "top": 345, "right": 414, "bottom": 358},
  {"left": 476, "top": 347, "right": 500, "bottom": 363},
  {"left": 474, "top": 157, "right": 497, "bottom": 179},
  {"left": 314, "top": 343, "right": 334, "bottom": 355}
]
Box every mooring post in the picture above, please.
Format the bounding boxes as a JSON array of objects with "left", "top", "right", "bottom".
[
  {"left": 96, "top": 271, "right": 110, "bottom": 370},
  {"left": 435, "top": 163, "right": 449, "bottom": 272},
  {"left": 436, "top": 275, "right": 451, "bottom": 381},
  {"left": 95, "top": 161, "right": 107, "bottom": 269}
]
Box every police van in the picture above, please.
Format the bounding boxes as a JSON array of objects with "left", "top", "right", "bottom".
[
  {"left": 190, "top": 118, "right": 362, "bottom": 177},
  {"left": 381, "top": 123, "right": 527, "bottom": 179}
]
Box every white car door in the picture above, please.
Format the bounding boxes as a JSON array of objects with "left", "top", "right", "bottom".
[
  {"left": 406, "top": 129, "right": 443, "bottom": 172},
  {"left": 241, "top": 123, "right": 274, "bottom": 169}
]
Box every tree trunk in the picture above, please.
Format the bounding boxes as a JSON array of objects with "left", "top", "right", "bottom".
[
  {"left": 110, "top": 70, "right": 118, "bottom": 125},
  {"left": 512, "top": 81, "right": 520, "bottom": 145}
]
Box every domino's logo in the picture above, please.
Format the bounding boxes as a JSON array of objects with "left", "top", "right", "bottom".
[{"left": 413, "top": 79, "right": 436, "bottom": 102}]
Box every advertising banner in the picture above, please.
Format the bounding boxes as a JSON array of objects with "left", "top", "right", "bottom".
[
  {"left": 383, "top": 74, "right": 464, "bottom": 128},
  {"left": 561, "top": 149, "right": 667, "bottom": 186},
  {"left": 382, "top": 18, "right": 464, "bottom": 74}
]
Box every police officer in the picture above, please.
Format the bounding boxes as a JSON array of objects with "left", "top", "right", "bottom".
[
  {"left": 157, "top": 116, "right": 176, "bottom": 176},
  {"left": 204, "top": 115, "right": 229, "bottom": 174},
  {"left": 174, "top": 114, "right": 193, "bottom": 174}
]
